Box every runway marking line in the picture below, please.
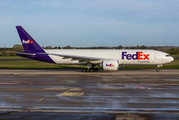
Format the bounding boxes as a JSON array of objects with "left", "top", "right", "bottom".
[
  {"left": 60, "top": 88, "right": 84, "bottom": 96},
  {"left": 38, "top": 98, "right": 44, "bottom": 102}
]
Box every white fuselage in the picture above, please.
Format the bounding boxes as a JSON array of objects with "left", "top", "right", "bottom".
[{"left": 44, "top": 49, "right": 174, "bottom": 65}]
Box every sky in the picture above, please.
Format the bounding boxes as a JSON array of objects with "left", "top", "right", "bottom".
[{"left": 0, "top": 0, "right": 179, "bottom": 48}]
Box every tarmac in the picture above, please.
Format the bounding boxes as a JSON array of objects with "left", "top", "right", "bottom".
[
  {"left": 0, "top": 68, "right": 178, "bottom": 75},
  {"left": 0, "top": 69, "right": 179, "bottom": 120}
]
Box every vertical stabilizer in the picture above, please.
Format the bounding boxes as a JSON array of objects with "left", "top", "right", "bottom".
[{"left": 16, "top": 26, "right": 44, "bottom": 52}]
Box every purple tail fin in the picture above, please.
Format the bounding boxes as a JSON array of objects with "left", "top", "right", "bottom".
[{"left": 16, "top": 26, "right": 44, "bottom": 52}]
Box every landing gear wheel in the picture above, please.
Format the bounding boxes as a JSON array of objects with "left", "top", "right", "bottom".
[
  {"left": 90, "top": 68, "right": 94, "bottom": 72},
  {"left": 156, "top": 68, "right": 160, "bottom": 72},
  {"left": 86, "top": 69, "right": 90, "bottom": 72},
  {"left": 82, "top": 69, "right": 86, "bottom": 72}
]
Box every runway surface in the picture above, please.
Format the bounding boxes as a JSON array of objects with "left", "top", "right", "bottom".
[{"left": 0, "top": 69, "right": 179, "bottom": 120}]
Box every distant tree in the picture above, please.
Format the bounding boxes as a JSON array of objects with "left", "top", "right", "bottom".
[
  {"left": 63, "top": 45, "right": 73, "bottom": 49},
  {"left": 130, "top": 46, "right": 135, "bottom": 49},
  {"left": 44, "top": 46, "right": 53, "bottom": 49},
  {"left": 167, "top": 48, "right": 179, "bottom": 55},
  {"left": 12, "top": 44, "right": 24, "bottom": 52},
  {"left": 137, "top": 45, "right": 139, "bottom": 49},
  {"left": 58, "top": 46, "right": 61, "bottom": 49},
  {"left": 0, "top": 49, "right": 15, "bottom": 56},
  {"left": 117, "top": 45, "right": 123, "bottom": 49},
  {"left": 140, "top": 45, "right": 147, "bottom": 49}
]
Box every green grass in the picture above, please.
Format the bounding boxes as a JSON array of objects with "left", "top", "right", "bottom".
[
  {"left": 0, "top": 56, "right": 179, "bottom": 69},
  {"left": 0, "top": 56, "right": 26, "bottom": 59},
  {"left": 0, "top": 59, "right": 85, "bottom": 69}
]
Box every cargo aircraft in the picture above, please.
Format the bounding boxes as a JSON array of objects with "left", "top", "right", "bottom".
[{"left": 7, "top": 26, "right": 174, "bottom": 72}]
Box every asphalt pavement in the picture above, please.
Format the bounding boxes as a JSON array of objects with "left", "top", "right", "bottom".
[{"left": 0, "top": 69, "right": 179, "bottom": 120}]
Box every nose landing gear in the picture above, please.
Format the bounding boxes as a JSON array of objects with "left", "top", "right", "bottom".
[
  {"left": 156, "top": 68, "right": 160, "bottom": 72},
  {"left": 156, "top": 64, "right": 162, "bottom": 72}
]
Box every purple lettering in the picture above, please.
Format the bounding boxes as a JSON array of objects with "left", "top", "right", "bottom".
[
  {"left": 132, "top": 52, "right": 138, "bottom": 60},
  {"left": 126, "top": 54, "right": 132, "bottom": 60},
  {"left": 122, "top": 52, "right": 127, "bottom": 60},
  {"left": 122, "top": 52, "right": 149, "bottom": 60}
]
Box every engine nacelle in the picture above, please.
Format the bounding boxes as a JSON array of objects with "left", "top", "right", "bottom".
[{"left": 99, "top": 60, "right": 119, "bottom": 71}]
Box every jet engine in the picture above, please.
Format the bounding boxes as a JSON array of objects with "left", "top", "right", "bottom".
[{"left": 99, "top": 60, "right": 119, "bottom": 71}]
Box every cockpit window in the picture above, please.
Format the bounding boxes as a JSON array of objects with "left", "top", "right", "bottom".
[{"left": 166, "top": 55, "right": 170, "bottom": 57}]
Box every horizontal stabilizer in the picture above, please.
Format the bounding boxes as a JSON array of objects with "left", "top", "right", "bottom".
[{"left": 5, "top": 51, "right": 36, "bottom": 56}]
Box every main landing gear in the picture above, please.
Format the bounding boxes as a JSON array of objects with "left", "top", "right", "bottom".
[
  {"left": 156, "top": 64, "right": 162, "bottom": 72},
  {"left": 82, "top": 63, "right": 99, "bottom": 72}
]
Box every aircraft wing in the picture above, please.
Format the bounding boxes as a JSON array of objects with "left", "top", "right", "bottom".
[{"left": 44, "top": 53, "right": 103, "bottom": 61}]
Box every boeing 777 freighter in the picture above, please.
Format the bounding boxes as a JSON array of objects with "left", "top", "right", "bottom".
[{"left": 7, "top": 26, "right": 174, "bottom": 72}]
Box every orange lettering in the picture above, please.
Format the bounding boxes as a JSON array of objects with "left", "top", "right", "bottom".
[
  {"left": 138, "top": 52, "right": 143, "bottom": 60},
  {"left": 144, "top": 54, "right": 149, "bottom": 60}
]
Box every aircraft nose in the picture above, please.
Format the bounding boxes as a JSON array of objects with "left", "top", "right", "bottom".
[
  {"left": 168, "top": 56, "right": 174, "bottom": 62},
  {"left": 166, "top": 56, "right": 174, "bottom": 63},
  {"left": 171, "top": 57, "right": 174, "bottom": 62}
]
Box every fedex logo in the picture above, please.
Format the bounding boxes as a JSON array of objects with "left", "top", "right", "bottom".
[
  {"left": 122, "top": 52, "right": 150, "bottom": 60},
  {"left": 22, "top": 39, "right": 33, "bottom": 44},
  {"left": 106, "top": 63, "right": 114, "bottom": 67}
]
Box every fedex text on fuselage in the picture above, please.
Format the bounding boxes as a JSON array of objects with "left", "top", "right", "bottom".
[{"left": 122, "top": 52, "right": 150, "bottom": 60}]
